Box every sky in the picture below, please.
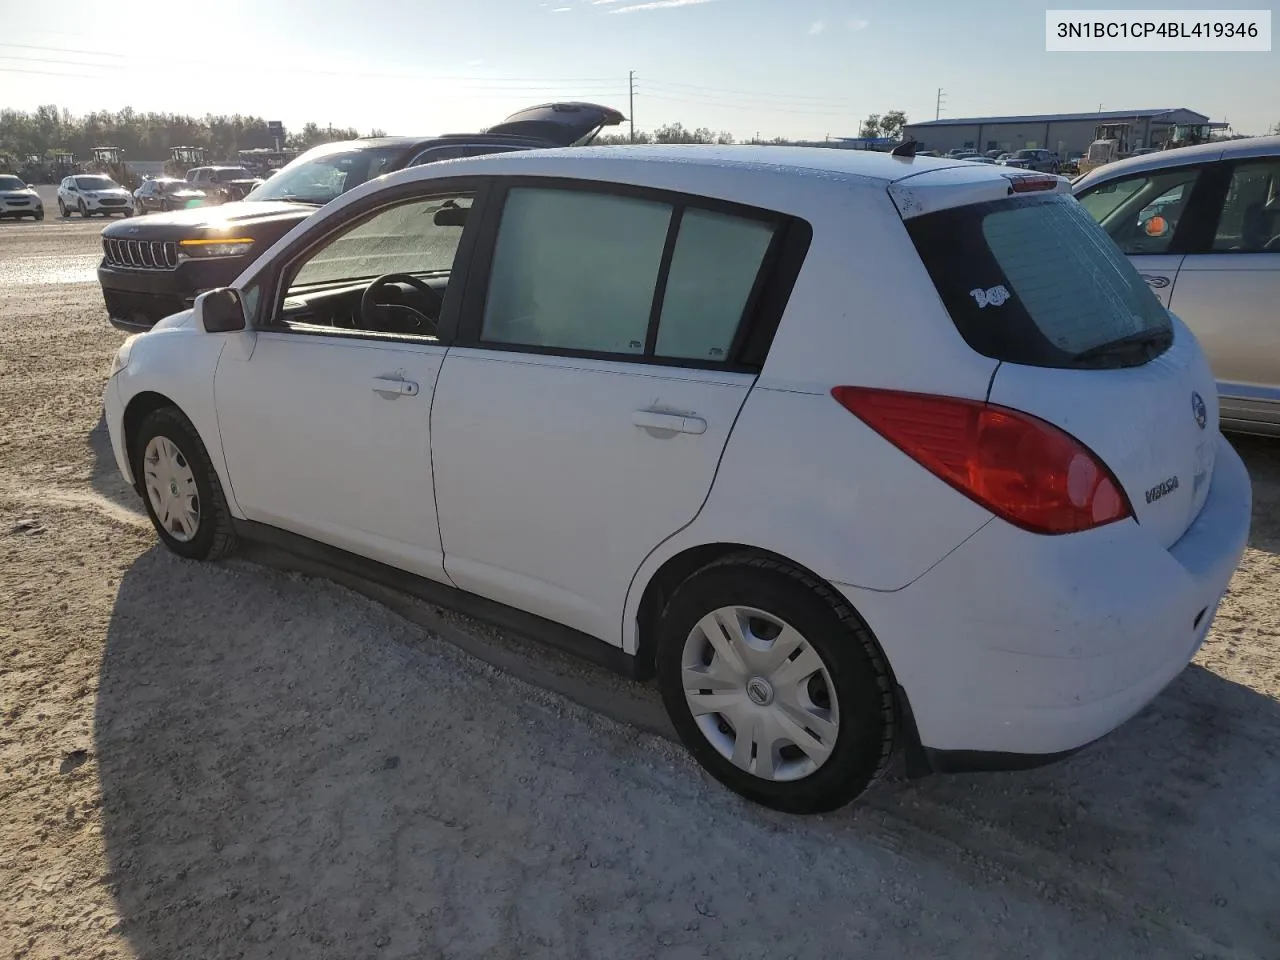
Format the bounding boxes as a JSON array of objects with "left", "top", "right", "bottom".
[{"left": 0, "top": 0, "right": 1274, "bottom": 141}]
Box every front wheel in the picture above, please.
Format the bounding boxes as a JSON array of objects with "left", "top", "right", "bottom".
[
  {"left": 58, "top": 199, "right": 67, "bottom": 217},
  {"left": 33, "top": 211, "right": 44, "bottom": 221},
  {"left": 78, "top": 200, "right": 88, "bottom": 218},
  {"left": 132, "top": 406, "right": 239, "bottom": 561},
  {"left": 656, "top": 554, "right": 897, "bottom": 814}
]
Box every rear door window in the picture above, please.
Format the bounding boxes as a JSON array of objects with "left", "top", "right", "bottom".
[
  {"left": 906, "top": 193, "right": 1172, "bottom": 368},
  {"left": 477, "top": 185, "right": 786, "bottom": 366},
  {"left": 1211, "top": 159, "right": 1280, "bottom": 252}
]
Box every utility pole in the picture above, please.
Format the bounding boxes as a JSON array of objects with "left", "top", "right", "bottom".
[
  {"left": 629, "top": 70, "right": 636, "bottom": 143},
  {"left": 935, "top": 88, "right": 946, "bottom": 121}
]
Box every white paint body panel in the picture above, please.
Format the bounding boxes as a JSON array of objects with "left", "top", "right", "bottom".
[
  {"left": 431, "top": 350, "right": 752, "bottom": 643},
  {"left": 214, "top": 332, "right": 450, "bottom": 582},
  {"left": 102, "top": 144, "right": 1253, "bottom": 763},
  {"left": 988, "top": 316, "right": 1220, "bottom": 550},
  {"left": 838, "top": 435, "right": 1250, "bottom": 753}
]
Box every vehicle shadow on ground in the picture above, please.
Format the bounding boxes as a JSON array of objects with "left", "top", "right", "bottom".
[
  {"left": 1229, "top": 433, "right": 1280, "bottom": 553},
  {"left": 94, "top": 548, "right": 1280, "bottom": 958},
  {"left": 87, "top": 411, "right": 145, "bottom": 517}
]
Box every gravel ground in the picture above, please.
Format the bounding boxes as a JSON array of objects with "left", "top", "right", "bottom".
[{"left": 1, "top": 218, "right": 1278, "bottom": 960}]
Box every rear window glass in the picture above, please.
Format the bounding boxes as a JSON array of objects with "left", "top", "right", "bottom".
[{"left": 905, "top": 193, "right": 1171, "bottom": 368}]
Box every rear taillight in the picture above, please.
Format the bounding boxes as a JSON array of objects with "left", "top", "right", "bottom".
[{"left": 831, "top": 387, "right": 1132, "bottom": 535}]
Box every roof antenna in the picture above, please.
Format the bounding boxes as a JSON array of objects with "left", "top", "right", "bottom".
[{"left": 890, "top": 138, "right": 919, "bottom": 158}]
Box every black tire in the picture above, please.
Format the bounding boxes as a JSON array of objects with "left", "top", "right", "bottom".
[
  {"left": 132, "top": 406, "right": 239, "bottom": 562},
  {"left": 58, "top": 199, "right": 67, "bottom": 217},
  {"left": 34, "top": 211, "right": 44, "bottom": 221},
  {"left": 78, "top": 200, "right": 88, "bottom": 218},
  {"left": 656, "top": 553, "right": 896, "bottom": 814}
]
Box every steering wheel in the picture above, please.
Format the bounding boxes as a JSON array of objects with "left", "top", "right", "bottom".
[{"left": 360, "top": 273, "right": 444, "bottom": 335}]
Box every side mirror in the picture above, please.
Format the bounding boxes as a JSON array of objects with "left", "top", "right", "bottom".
[{"left": 198, "top": 288, "right": 247, "bottom": 333}]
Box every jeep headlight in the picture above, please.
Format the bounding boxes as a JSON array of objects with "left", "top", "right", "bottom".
[
  {"left": 179, "top": 237, "right": 255, "bottom": 259},
  {"left": 109, "top": 335, "right": 138, "bottom": 378}
]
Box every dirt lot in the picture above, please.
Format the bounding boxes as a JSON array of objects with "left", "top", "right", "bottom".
[{"left": 1, "top": 215, "right": 1278, "bottom": 960}]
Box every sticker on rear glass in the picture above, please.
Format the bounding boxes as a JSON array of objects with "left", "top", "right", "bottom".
[{"left": 969, "top": 285, "right": 1011, "bottom": 309}]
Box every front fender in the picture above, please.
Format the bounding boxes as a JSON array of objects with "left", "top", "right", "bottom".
[{"left": 111, "top": 327, "right": 245, "bottom": 519}]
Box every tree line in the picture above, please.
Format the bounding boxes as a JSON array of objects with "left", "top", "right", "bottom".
[
  {"left": 0, "top": 105, "right": 380, "bottom": 168},
  {"left": 0, "top": 104, "right": 913, "bottom": 170}
]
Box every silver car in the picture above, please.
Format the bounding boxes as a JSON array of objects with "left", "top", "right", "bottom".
[{"left": 1073, "top": 135, "right": 1280, "bottom": 436}]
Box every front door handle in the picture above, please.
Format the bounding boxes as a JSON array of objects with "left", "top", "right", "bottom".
[
  {"left": 632, "top": 409, "right": 707, "bottom": 435},
  {"left": 372, "top": 376, "right": 419, "bottom": 397}
]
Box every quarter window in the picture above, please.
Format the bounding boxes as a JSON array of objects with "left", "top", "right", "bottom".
[
  {"left": 480, "top": 186, "right": 780, "bottom": 365},
  {"left": 1211, "top": 159, "right": 1280, "bottom": 252}
]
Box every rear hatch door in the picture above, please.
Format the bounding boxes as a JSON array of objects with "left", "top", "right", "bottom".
[
  {"left": 893, "top": 167, "right": 1218, "bottom": 548},
  {"left": 485, "top": 102, "right": 625, "bottom": 146}
]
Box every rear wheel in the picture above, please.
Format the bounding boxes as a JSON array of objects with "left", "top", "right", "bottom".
[
  {"left": 132, "top": 406, "right": 239, "bottom": 561},
  {"left": 656, "top": 553, "right": 896, "bottom": 814}
]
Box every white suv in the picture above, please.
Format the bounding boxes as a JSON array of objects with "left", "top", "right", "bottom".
[
  {"left": 57, "top": 174, "right": 133, "bottom": 217},
  {"left": 102, "top": 145, "right": 1251, "bottom": 813}
]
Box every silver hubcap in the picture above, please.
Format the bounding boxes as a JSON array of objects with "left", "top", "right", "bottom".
[
  {"left": 142, "top": 435, "right": 200, "bottom": 542},
  {"left": 681, "top": 606, "right": 840, "bottom": 783}
]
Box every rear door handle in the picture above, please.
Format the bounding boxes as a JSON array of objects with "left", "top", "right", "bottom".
[
  {"left": 632, "top": 409, "right": 707, "bottom": 435},
  {"left": 372, "top": 376, "right": 419, "bottom": 397}
]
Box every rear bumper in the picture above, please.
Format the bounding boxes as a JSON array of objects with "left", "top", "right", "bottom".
[
  {"left": 97, "top": 257, "right": 248, "bottom": 329},
  {"left": 838, "top": 433, "right": 1251, "bottom": 761}
]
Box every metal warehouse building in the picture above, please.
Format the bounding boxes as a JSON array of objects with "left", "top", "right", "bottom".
[{"left": 902, "top": 107, "right": 1212, "bottom": 158}]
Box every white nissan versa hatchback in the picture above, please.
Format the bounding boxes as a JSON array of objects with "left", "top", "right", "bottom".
[{"left": 103, "top": 145, "right": 1251, "bottom": 814}]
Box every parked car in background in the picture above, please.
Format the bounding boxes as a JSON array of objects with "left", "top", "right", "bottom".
[
  {"left": 133, "top": 177, "right": 209, "bottom": 215},
  {"left": 184, "top": 165, "right": 262, "bottom": 203},
  {"left": 999, "top": 148, "right": 1061, "bottom": 173},
  {"left": 102, "top": 145, "right": 1249, "bottom": 814},
  {"left": 0, "top": 174, "right": 43, "bottom": 220},
  {"left": 57, "top": 174, "right": 133, "bottom": 217},
  {"left": 1074, "top": 134, "right": 1280, "bottom": 435},
  {"left": 96, "top": 101, "right": 624, "bottom": 329}
]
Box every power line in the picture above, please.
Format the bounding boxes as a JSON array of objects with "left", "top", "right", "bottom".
[
  {"left": 643, "top": 78, "right": 863, "bottom": 107},
  {"left": 638, "top": 93, "right": 860, "bottom": 118}
]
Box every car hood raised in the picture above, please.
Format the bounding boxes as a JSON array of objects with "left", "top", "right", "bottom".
[{"left": 484, "top": 102, "right": 625, "bottom": 146}]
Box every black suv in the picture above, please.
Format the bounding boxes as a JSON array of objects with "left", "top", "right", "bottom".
[{"left": 98, "top": 102, "right": 624, "bottom": 330}]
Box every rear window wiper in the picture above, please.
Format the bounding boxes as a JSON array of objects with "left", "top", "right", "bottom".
[{"left": 1068, "top": 327, "right": 1173, "bottom": 366}]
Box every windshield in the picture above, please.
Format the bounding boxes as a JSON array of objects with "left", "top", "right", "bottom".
[
  {"left": 1014, "top": 150, "right": 1037, "bottom": 159},
  {"left": 214, "top": 167, "right": 253, "bottom": 180},
  {"left": 905, "top": 193, "right": 1172, "bottom": 369},
  {"left": 0, "top": 175, "right": 26, "bottom": 190},
  {"left": 243, "top": 145, "right": 405, "bottom": 204},
  {"left": 75, "top": 176, "right": 118, "bottom": 191}
]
